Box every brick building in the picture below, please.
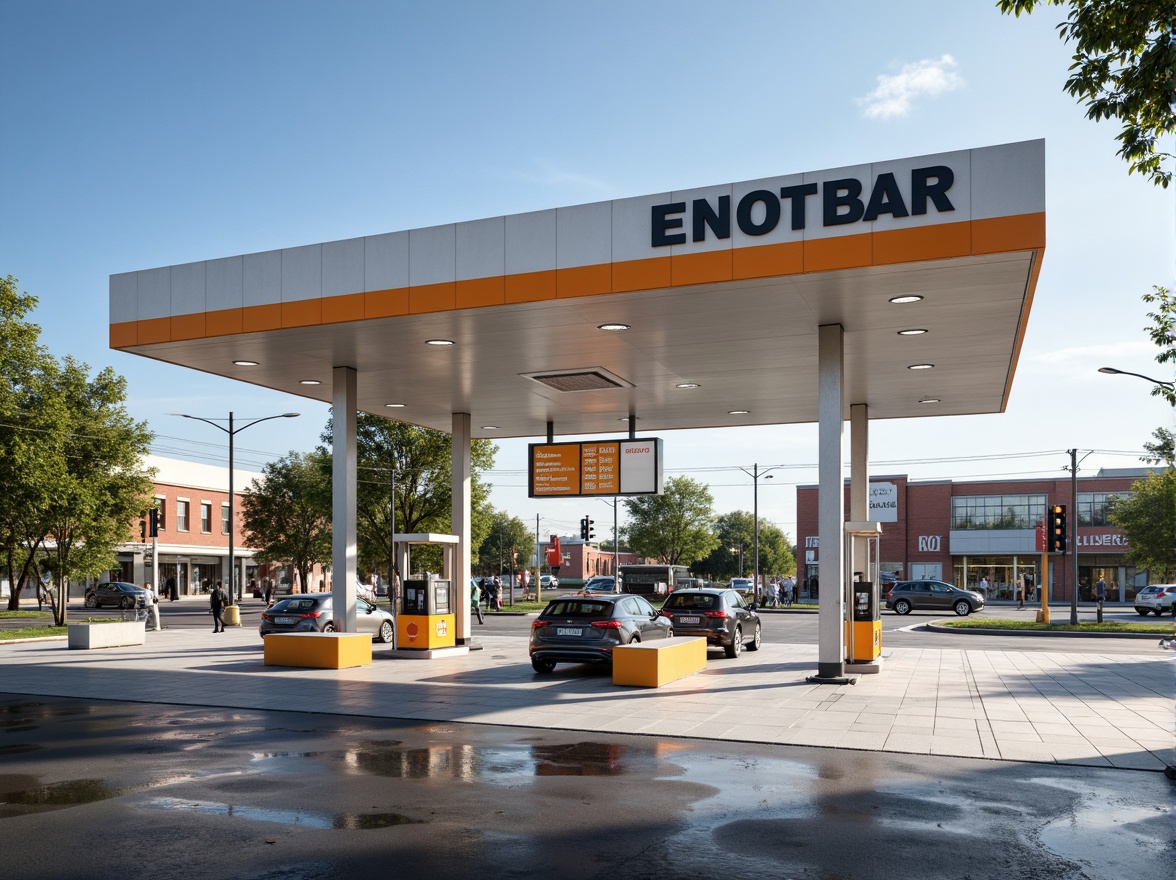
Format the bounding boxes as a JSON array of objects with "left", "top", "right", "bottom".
[{"left": 796, "top": 468, "right": 1158, "bottom": 604}]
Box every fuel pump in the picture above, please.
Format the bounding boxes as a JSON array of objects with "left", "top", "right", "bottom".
[
  {"left": 394, "top": 533, "right": 461, "bottom": 651},
  {"left": 844, "top": 521, "right": 882, "bottom": 665}
]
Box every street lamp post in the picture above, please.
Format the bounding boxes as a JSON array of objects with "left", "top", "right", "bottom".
[
  {"left": 174, "top": 411, "right": 299, "bottom": 602},
  {"left": 729, "top": 543, "right": 743, "bottom": 578},
  {"left": 1097, "top": 366, "right": 1175, "bottom": 392},
  {"left": 737, "top": 463, "right": 780, "bottom": 601}
]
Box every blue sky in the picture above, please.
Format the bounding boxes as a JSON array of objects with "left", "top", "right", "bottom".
[{"left": 3, "top": 1, "right": 1172, "bottom": 544}]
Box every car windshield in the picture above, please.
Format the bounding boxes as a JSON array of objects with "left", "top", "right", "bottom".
[
  {"left": 543, "top": 600, "right": 612, "bottom": 618},
  {"left": 663, "top": 593, "right": 717, "bottom": 610}
]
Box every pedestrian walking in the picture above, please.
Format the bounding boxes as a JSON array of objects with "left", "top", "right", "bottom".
[
  {"left": 1018, "top": 574, "right": 1027, "bottom": 609},
  {"left": 165, "top": 575, "right": 178, "bottom": 601},
  {"left": 210, "top": 581, "right": 227, "bottom": 632},
  {"left": 1096, "top": 577, "right": 1107, "bottom": 605},
  {"left": 263, "top": 578, "right": 275, "bottom": 607},
  {"left": 470, "top": 580, "right": 484, "bottom": 625},
  {"left": 141, "top": 582, "right": 161, "bottom": 631},
  {"left": 980, "top": 576, "right": 989, "bottom": 600},
  {"left": 783, "top": 576, "right": 794, "bottom": 607}
]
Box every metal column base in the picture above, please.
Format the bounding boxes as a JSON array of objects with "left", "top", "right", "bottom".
[{"left": 806, "top": 672, "right": 857, "bottom": 685}]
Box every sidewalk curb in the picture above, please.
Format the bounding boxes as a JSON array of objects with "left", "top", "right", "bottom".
[{"left": 926, "top": 622, "right": 1169, "bottom": 640}]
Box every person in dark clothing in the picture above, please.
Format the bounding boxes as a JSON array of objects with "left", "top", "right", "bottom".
[
  {"left": 165, "top": 576, "right": 178, "bottom": 601},
  {"left": 210, "top": 582, "right": 227, "bottom": 633}
]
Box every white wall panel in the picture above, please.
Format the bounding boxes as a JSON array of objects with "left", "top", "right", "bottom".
[
  {"left": 206, "top": 256, "right": 243, "bottom": 312},
  {"left": 456, "top": 217, "right": 505, "bottom": 281},
  {"left": 242, "top": 250, "right": 282, "bottom": 306},
  {"left": 323, "top": 237, "right": 365, "bottom": 297},
  {"left": 137, "top": 266, "right": 172, "bottom": 320},
  {"left": 282, "top": 244, "right": 322, "bottom": 302},
  {"left": 505, "top": 209, "right": 557, "bottom": 274},
  {"left": 557, "top": 201, "right": 611, "bottom": 269},
  {"left": 971, "top": 140, "right": 1045, "bottom": 220},
  {"left": 109, "top": 272, "right": 137, "bottom": 323},
  {"left": 613, "top": 193, "right": 670, "bottom": 263},
  {"left": 170, "top": 261, "right": 206, "bottom": 316},
  {"left": 409, "top": 224, "right": 456, "bottom": 287},
  {"left": 365, "top": 231, "right": 409, "bottom": 291}
]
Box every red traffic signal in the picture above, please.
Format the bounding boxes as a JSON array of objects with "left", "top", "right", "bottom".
[{"left": 1048, "top": 504, "right": 1066, "bottom": 554}]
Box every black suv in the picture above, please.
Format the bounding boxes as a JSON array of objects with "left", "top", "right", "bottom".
[
  {"left": 529, "top": 593, "right": 672, "bottom": 673},
  {"left": 658, "top": 588, "right": 762, "bottom": 657},
  {"left": 885, "top": 580, "right": 984, "bottom": 616}
]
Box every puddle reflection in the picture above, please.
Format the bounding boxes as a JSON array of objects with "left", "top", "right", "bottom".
[{"left": 140, "top": 796, "right": 422, "bottom": 829}]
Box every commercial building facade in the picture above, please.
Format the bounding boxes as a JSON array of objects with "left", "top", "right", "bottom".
[{"left": 797, "top": 469, "right": 1156, "bottom": 603}]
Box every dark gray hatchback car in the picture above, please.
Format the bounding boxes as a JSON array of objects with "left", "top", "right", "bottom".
[
  {"left": 529, "top": 593, "right": 672, "bottom": 673},
  {"left": 885, "top": 580, "right": 985, "bottom": 616},
  {"left": 658, "top": 588, "right": 762, "bottom": 657}
]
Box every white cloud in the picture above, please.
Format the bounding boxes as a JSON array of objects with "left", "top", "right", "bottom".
[
  {"left": 1027, "top": 339, "right": 1153, "bottom": 367},
  {"left": 511, "top": 162, "right": 609, "bottom": 192},
  {"left": 858, "top": 55, "right": 963, "bottom": 120}
]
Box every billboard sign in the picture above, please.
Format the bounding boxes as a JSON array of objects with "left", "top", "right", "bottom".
[{"left": 530, "top": 439, "right": 663, "bottom": 497}]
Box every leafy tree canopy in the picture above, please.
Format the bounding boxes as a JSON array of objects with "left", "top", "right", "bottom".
[
  {"left": 1108, "top": 468, "right": 1176, "bottom": 580},
  {"left": 622, "top": 476, "right": 718, "bottom": 567},
  {"left": 999, "top": 0, "right": 1175, "bottom": 187},
  {"left": 476, "top": 510, "right": 533, "bottom": 576}
]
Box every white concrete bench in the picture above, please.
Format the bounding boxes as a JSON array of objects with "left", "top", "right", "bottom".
[{"left": 67, "top": 620, "right": 146, "bottom": 649}]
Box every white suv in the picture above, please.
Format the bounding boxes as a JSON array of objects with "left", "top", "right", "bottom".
[{"left": 1133, "top": 585, "right": 1176, "bottom": 616}]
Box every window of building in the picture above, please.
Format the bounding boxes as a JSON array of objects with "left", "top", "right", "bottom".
[
  {"left": 221, "top": 503, "right": 230, "bottom": 535},
  {"left": 200, "top": 502, "right": 212, "bottom": 534},
  {"left": 177, "top": 499, "right": 190, "bottom": 532},
  {"left": 155, "top": 496, "right": 166, "bottom": 530},
  {"left": 1077, "top": 492, "right": 1131, "bottom": 527},
  {"left": 950, "top": 494, "right": 1047, "bottom": 530}
]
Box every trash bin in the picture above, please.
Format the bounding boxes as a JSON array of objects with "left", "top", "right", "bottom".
[{"left": 223, "top": 605, "right": 241, "bottom": 627}]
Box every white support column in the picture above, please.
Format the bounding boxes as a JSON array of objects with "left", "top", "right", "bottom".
[
  {"left": 332, "top": 366, "right": 358, "bottom": 633},
  {"left": 452, "top": 412, "right": 473, "bottom": 644},
  {"left": 816, "top": 324, "right": 846, "bottom": 680},
  {"left": 850, "top": 402, "right": 870, "bottom": 582}
]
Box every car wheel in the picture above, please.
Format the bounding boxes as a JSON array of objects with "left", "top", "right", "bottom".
[
  {"left": 323, "top": 621, "right": 336, "bottom": 633},
  {"left": 725, "top": 625, "right": 742, "bottom": 658},
  {"left": 377, "top": 621, "right": 394, "bottom": 644},
  {"left": 954, "top": 600, "right": 971, "bottom": 617},
  {"left": 84, "top": 594, "right": 97, "bottom": 608},
  {"left": 1136, "top": 608, "right": 1148, "bottom": 616},
  {"left": 666, "top": 628, "right": 674, "bottom": 639},
  {"left": 894, "top": 599, "right": 912, "bottom": 615},
  {"left": 531, "top": 657, "right": 556, "bottom": 674},
  {"left": 120, "top": 596, "right": 134, "bottom": 609},
  {"left": 747, "top": 622, "right": 762, "bottom": 651},
  {"left": 628, "top": 634, "right": 640, "bottom": 644}
]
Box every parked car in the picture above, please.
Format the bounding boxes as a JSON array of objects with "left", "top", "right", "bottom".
[
  {"left": 84, "top": 582, "right": 146, "bottom": 609},
  {"left": 728, "top": 577, "right": 755, "bottom": 595},
  {"left": 1134, "top": 585, "right": 1176, "bottom": 616},
  {"left": 540, "top": 574, "right": 559, "bottom": 589},
  {"left": 659, "top": 588, "right": 762, "bottom": 657},
  {"left": 885, "top": 580, "right": 984, "bottom": 616},
  {"left": 582, "top": 576, "right": 618, "bottom": 593},
  {"left": 259, "top": 594, "right": 395, "bottom": 642},
  {"left": 529, "top": 593, "right": 672, "bottom": 673}
]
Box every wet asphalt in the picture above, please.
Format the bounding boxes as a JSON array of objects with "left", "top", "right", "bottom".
[{"left": 0, "top": 693, "right": 1170, "bottom": 880}]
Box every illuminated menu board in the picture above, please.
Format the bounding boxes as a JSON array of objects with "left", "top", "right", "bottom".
[{"left": 529, "top": 439, "right": 662, "bottom": 497}]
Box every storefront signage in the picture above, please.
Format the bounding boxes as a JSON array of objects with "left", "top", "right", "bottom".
[
  {"left": 917, "top": 535, "right": 942, "bottom": 552},
  {"left": 651, "top": 167, "right": 955, "bottom": 246},
  {"left": 1075, "top": 533, "right": 1129, "bottom": 549},
  {"left": 529, "top": 439, "right": 663, "bottom": 497},
  {"left": 869, "top": 482, "right": 898, "bottom": 523}
]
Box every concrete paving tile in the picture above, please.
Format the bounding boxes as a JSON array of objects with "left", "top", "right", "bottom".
[
  {"left": 777, "top": 728, "right": 841, "bottom": 747},
  {"left": 836, "top": 730, "right": 885, "bottom": 751},
  {"left": 934, "top": 716, "right": 978, "bottom": 732},
  {"left": 929, "top": 736, "right": 984, "bottom": 758},
  {"left": 995, "top": 741, "right": 1057, "bottom": 762}
]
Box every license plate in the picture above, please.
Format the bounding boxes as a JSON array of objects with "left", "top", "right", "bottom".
[
  {"left": 275, "top": 617, "right": 295, "bottom": 625},
  {"left": 678, "top": 616, "right": 700, "bottom": 624},
  {"left": 556, "top": 627, "right": 582, "bottom": 637}
]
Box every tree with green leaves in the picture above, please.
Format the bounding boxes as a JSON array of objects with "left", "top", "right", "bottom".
[
  {"left": 1141, "top": 427, "right": 1174, "bottom": 467},
  {"left": 476, "top": 510, "right": 533, "bottom": 576},
  {"left": 697, "top": 510, "right": 796, "bottom": 581},
  {"left": 622, "top": 476, "right": 718, "bottom": 567},
  {"left": 240, "top": 450, "right": 333, "bottom": 595},
  {"left": 998, "top": 0, "right": 1175, "bottom": 188},
  {"left": 322, "top": 414, "right": 498, "bottom": 581},
  {"left": 1141, "top": 285, "right": 1175, "bottom": 405},
  {"left": 1108, "top": 468, "right": 1176, "bottom": 581}
]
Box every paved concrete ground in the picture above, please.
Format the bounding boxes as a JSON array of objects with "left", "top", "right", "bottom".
[{"left": 2, "top": 624, "right": 1171, "bottom": 773}]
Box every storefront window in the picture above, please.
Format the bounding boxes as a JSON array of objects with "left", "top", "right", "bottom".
[
  {"left": 953, "top": 556, "right": 1037, "bottom": 601},
  {"left": 1077, "top": 492, "right": 1131, "bottom": 527},
  {"left": 951, "top": 495, "right": 1047, "bottom": 530}
]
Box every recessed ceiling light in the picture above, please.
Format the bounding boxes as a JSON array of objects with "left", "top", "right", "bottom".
[
  {"left": 597, "top": 323, "right": 631, "bottom": 331},
  {"left": 385, "top": 403, "right": 405, "bottom": 408},
  {"left": 676, "top": 383, "right": 701, "bottom": 389},
  {"left": 481, "top": 425, "right": 499, "bottom": 430},
  {"left": 232, "top": 360, "right": 259, "bottom": 366},
  {"left": 889, "top": 295, "right": 923, "bottom": 304},
  {"left": 617, "top": 416, "right": 639, "bottom": 421},
  {"left": 908, "top": 364, "right": 934, "bottom": 370},
  {"left": 728, "top": 409, "right": 750, "bottom": 415},
  {"left": 919, "top": 398, "right": 941, "bottom": 404},
  {"left": 425, "top": 338, "right": 454, "bottom": 346},
  {"left": 897, "top": 328, "right": 927, "bottom": 336},
  {"left": 299, "top": 379, "right": 321, "bottom": 385}
]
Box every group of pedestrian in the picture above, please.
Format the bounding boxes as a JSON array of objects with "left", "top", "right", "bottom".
[
  {"left": 760, "top": 576, "right": 795, "bottom": 608},
  {"left": 478, "top": 575, "right": 503, "bottom": 611}
]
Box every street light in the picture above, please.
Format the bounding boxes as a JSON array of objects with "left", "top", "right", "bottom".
[
  {"left": 736, "top": 463, "right": 782, "bottom": 601},
  {"left": 1097, "top": 366, "right": 1174, "bottom": 390},
  {"left": 174, "top": 411, "right": 299, "bottom": 602},
  {"left": 729, "top": 543, "right": 743, "bottom": 578}
]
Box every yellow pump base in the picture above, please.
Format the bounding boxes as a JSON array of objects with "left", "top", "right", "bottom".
[
  {"left": 264, "top": 632, "right": 372, "bottom": 669},
  {"left": 612, "top": 637, "right": 706, "bottom": 688}
]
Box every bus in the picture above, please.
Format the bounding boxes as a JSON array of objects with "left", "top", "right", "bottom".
[{"left": 617, "top": 563, "right": 692, "bottom": 597}]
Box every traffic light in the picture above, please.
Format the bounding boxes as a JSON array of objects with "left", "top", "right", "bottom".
[
  {"left": 148, "top": 508, "right": 159, "bottom": 538},
  {"left": 585, "top": 517, "right": 595, "bottom": 541},
  {"left": 579, "top": 517, "right": 589, "bottom": 540},
  {"left": 1048, "top": 504, "right": 1066, "bottom": 553}
]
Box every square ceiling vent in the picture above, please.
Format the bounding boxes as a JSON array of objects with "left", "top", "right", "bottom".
[{"left": 522, "top": 367, "right": 632, "bottom": 393}]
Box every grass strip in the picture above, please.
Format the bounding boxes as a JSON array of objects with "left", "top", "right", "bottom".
[
  {"left": 0, "top": 611, "right": 54, "bottom": 620},
  {"left": 937, "top": 617, "right": 1174, "bottom": 635}
]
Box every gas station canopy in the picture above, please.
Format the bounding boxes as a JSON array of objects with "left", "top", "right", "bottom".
[{"left": 109, "top": 140, "right": 1044, "bottom": 438}]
